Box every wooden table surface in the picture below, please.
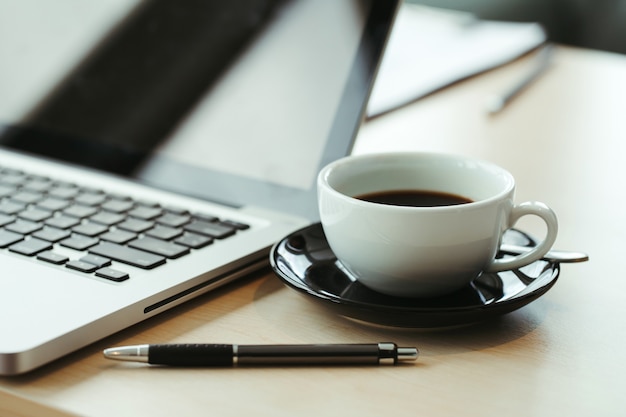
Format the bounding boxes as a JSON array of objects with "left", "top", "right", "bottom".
[{"left": 1, "top": 45, "right": 625, "bottom": 417}]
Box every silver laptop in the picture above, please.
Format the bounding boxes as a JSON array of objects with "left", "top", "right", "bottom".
[{"left": 0, "top": 0, "right": 399, "bottom": 375}]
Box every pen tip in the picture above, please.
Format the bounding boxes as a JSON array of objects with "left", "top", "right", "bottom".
[
  {"left": 485, "top": 96, "right": 504, "bottom": 115},
  {"left": 103, "top": 345, "right": 150, "bottom": 362},
  {"left": 397, "top": 347, "right": 419, "bottom": 362}
]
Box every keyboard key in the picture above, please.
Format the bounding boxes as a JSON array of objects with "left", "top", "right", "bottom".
[
  {"left": 221, "top": 219, "right": 250, "bottom": 230},
  {"left": 66, "top": 260, "right": 98, "bottom": 273},
  {"left": 80, "top": 254, "right": 112, "bottom": 268},
  {"left": 5, "top": 219, "right": 42, "bottom": 235},
  {"left": 136, "top": 200, "right": 159, "bottom": 208},
  {"left": 107, "top": 193, "right": 131, "bottom": 201},
  {"left": 0, "top": 200, "right": 25, "bottom": 215},
  {"left": 11, "top": 190, "right": 44, "bottom": 204},
  {"left": 0, "top": 184, "right": 16, "bottom": 198},
  {"left": 95, "top": 267, "right": 129, "bottom": 282},
  {"left": 63, "top": 205, "right": 98, "bottom": 219},
  {"left": 101, "top": 199, "right": 134, "bottom": 213},
  {"left": 117, "top": 218, "right": 154, "bottom": 233},
  {"left": 9, "top": 238, "right": 52, "bottom": 256},
  {"left": 49, "top": 186, "right": 79, "bottom": 199},
  {"left": 37, "top": 250, "right": 69, "bottom": 265},
  {"left": 37, "top": 197, "right": 71, "bottom": 212},
  {"left": 32, "top": 226, "right": 71, "bottom": 242},
  {"left": 184, "top": 220, "right": 236, "bottom": 239},
  {"left": 99, "top": 229, "right": 137, "bottom": 244},
  {"left": 60, "top": 234, "right": 99, "bottom": 251},
  {"left": 128, "top": 206, "right": 162, "bottom": 220},
  {"left": 45, "top": 215, "right": 81, "bottom": 229},
  {"left": 89, "top": 211, "right": 125, "bottom": 226},
  {"left": 74, "top": 192, "right": 107, "bottom": 206},
  {"left": 18, "top": 207, "right": 53, "bottom": 222},
  {"left": 163, "top": 206, "right": 189, "bottom": 215},
  {"left": 0, "top": 229, "right": 23, "bottom": 248},
  {"left": 128, "top": 236, "right": 190, "bottom": 259},
  {"left": 72, "top": 222, "right": 109, "bottom": 237},
  {"left": 89, "top": 242, "right": 166, "bottom": 269},
  {"left": 192, "top": 212, "right": 219, "bottom": 222},
  {"left": 146, "top": 225, "right": 183, "bottom": 241},
  {"left": 0, "top": 171, "right": 26, "bottom": 186},
  {"left": 156, "top": 213, "right": 191, "bottom": 228},
  {"left": 174, "top": 232, "right": 213, "bottom": 249},
  {"left": 22, "top": 178, "right": 51, "bottom": 193},
  {"left": 0, "top": 213, "right": 15, "bottom": 227},
  {"left": 79, "top": 186, "right": 104, "bottom": 195}
]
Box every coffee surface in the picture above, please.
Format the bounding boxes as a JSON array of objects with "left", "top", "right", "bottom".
[{"left": 356, "top": 190, "right": 473, "bottom": 207}]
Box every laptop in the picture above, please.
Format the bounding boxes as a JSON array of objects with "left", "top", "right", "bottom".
[{"left": 0, "top": 0, "right": 399, "bottom": 375}]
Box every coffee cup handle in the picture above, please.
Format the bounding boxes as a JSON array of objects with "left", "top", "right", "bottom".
[{"left": 486, "top": 201, "right": 559, "bottom": 272}]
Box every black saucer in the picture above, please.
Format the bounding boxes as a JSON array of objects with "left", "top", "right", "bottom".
[{"left": 269, "top": 223, "right": 560, "bottom": 328}]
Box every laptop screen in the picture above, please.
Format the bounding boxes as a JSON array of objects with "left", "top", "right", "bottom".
[{"left": 0, "top": 0, "right": 398, "bottom": 220}]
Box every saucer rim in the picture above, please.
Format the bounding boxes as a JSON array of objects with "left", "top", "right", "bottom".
[{"left": 269, "top": 223, "right": 560, "bottom": 328}]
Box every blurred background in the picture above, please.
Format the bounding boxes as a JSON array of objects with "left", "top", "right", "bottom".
[{"left": 407, "top": 0, "right": 626, "bottom": 55}]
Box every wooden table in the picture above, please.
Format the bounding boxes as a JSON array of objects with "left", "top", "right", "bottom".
[{"left": 2, "top": 45, "right": 625, "bottom": 417}]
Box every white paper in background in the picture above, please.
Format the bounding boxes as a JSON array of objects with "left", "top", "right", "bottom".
[{"left": 367, "top": 4, "right": 547, "bottom": 117}]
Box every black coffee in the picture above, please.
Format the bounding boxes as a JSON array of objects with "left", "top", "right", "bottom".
[{"left": 356, "top": 190, "right": 473, "bottom": 207}]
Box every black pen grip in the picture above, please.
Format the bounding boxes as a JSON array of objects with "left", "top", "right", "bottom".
[{"left": 149, "top": 344, "right": 233, "bottom": 366}]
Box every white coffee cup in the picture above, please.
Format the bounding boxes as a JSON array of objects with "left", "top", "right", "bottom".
[{"left": 317, "top": 152, "right": 558, "bottom": 298}]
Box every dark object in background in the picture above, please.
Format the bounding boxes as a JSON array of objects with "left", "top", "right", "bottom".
[{"left": 409, "top": 0, "right": 626, "bottom": 55}]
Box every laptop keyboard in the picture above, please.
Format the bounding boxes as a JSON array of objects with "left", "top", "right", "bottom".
[{"left": 0, "top": 166, "right": 249, "bottom": 282}]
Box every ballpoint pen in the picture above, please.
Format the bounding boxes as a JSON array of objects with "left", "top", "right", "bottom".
[
  {"left": 103, "top": 343, "right": 419, "bottom": 367},
  {"left": 486, "top": 43, "right": 553, "bottom": 115}
]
